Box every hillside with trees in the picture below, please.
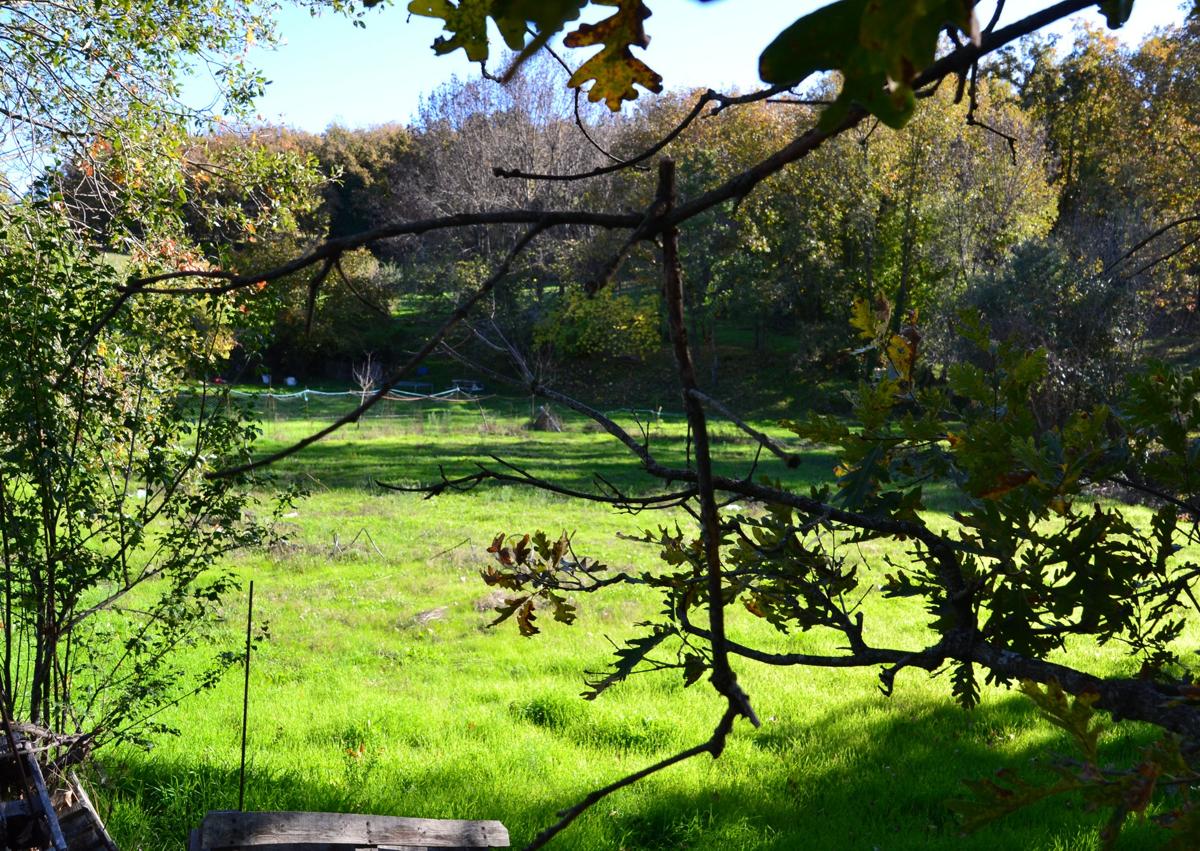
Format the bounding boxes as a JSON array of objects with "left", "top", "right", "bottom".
[{"left": 66, "top": 20, "right": 1196, "bottom": 415}]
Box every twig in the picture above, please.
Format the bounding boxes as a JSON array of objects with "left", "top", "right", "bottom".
[
  {"left": 541, "top": 42, "right": 629, "bottom": 166},
  {"left": 662, "top": 0, "right": 1095, "bottom": 232},
  {"left": 522, "top": 706, "right": 740, "bottom": 851},
  {"left": 435, "top": 341, "right": 661, "bottom": 470},
  {"left": 1103, "top": 212, "right": 1200, "bottom": 276},
  {"left": 1105, "top": 475, "right": 1200, "bottom": 517},
  {"left": 1129, "top": 232, "right": 1200, "bottom": 279},
  {"left": 966, "top": 62, "right": 1018, "bottom": 164},
  {"left": 303, "top": 258, "right": 336, "bottom": 332},
  {"left": 334, "top": 257, "right": 391, "bottom": 317},
  {"left": 585, "top": 186, "right": 671, "bottom": 293},
  {"left": 764, "top": 98, "right": 834, "bottom": 107},
  {"left": 495, "top": 89, "right": 715, "bottom": 182},
  {"left": 331, "top": 528, "right": 386, "bottom": 558},
  {"left": 706, "top": 83, "right": 796, "bottom": 115},
  {"left": 687, "top": 389, "right": 803, "bottom": 468},
  {"left": 377, "top": 458, "right": 696, "bottom": 513},
  {"left": 428, "top": 538, "right": 470, "bottom": 560}
]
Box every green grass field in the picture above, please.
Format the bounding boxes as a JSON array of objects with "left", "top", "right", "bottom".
[{"left": 95, "top": 396, "right": 1174, "bottom": 849}]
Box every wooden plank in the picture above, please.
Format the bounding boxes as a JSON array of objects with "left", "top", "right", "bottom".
[
  {"left": 59, "top": 811, "right": 94, "bottom": 840},
  {"left": 200, "top": 811, "right": 510, "bottom": 848},
  {"left": 200, "top": 846, "right": 496, "bottom": 851},
  {"left": 66, "top": 772, "right": 119, "bottom": 851},
  {"left": 23, "top": 746, "right": 67, "bottom": 850},
  {"left": 61, "top": 825, "right": 102, "bottom": 848},
  {"left": 189, "top": 828, "right": 202, "bottom": 851}
]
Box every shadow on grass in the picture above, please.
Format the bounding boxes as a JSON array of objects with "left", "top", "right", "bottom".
[
  {"left": 261, "top": 430, "right": 966, "bottom": 519},
  {"left": 259, "top": 429, "right": 838, "bottom": 496},
  {"left": 97, "top": 692, "right": 1164, "bottom": 851}
]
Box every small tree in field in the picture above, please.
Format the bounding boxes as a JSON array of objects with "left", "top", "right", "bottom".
[{"left": 353, "top": 352, "right": 383, "bottom": 408}]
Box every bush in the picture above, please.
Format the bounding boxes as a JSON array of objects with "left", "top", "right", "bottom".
[
  {"left": 940, "top": 240, "right": 1142, "bottom": 424},
  {"left": 0, "top": 203, "right": 287, "bottom": 747},
  {"left": 534, "top": 288, "right": 661, "bottom": 361}
]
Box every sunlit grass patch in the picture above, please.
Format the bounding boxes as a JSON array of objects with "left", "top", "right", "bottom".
[{"left": 95, "top": 399, "right": 1185, "bottom": 850}]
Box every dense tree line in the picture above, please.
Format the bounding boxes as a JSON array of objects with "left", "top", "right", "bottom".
[{"left": 90, "top": 20, "right": 1199, "bottom": 397}]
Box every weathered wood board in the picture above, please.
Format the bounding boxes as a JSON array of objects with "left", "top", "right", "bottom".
[{"left": 198, "top": 811, "right": 510, "bottom": 849}]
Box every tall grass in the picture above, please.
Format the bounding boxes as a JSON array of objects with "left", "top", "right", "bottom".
[{"left": 96, "top": 398, "right": 1175, "bottom": 849}]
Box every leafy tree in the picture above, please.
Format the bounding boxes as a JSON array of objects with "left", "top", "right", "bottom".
[
  {"left": 534, "top": 286, "right": 660, "bottom": 361},
  {"left": 313, "top": 125, "right": 415, "bottom": 239},
  {"left": 0, "top": 203, "right": 287, "bottom": 747},
  {"left": 0, "top": 0, "right": 298, "bottom": 244},
  {"left": 0, "top": 0, "right": 328, "bottom": 765},
  {"left": 392, "top": 51, "right": 612, "bottom": 296},
  {"left": 233, "top": 233, "right": 391, "bottom": 375},
  {"left": 1002, "top": 22, "right": 1200, "bottom": 318},
  {"left": 754, "top": 77, "right": 1056, "bottom": 347}
]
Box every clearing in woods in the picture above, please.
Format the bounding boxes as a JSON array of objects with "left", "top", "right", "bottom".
[{"left": 97, "top": 394, "right": 1183, "bottom": 850}]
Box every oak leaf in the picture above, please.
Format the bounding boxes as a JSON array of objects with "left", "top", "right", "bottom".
[{"left": 564, "top": 0, "right": 663, "bottom": 110}]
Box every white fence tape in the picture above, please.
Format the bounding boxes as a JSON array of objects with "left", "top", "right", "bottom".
[
  {"left": 181, "top": 389, "right": 686, "bottom": 419},
  {"left": 220, "top": 387, "right": 485, "bottom": 402}
]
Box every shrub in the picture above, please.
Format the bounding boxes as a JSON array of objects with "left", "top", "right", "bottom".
[{"left": 534, "top": 288, "right": 661, "bottom": 361}]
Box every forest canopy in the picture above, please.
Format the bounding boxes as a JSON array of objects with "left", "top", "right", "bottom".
[{"left": 99, "top": 16, "right": 1197, "bottom": 408}]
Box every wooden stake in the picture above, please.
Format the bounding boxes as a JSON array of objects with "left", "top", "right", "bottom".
[{"left": 238, "top": 580, "right": 254, "bottom": 812}]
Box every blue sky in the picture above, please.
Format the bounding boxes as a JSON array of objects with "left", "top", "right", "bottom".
[{"left": 204, "top": 0, "right": 1188, "bottom": 132}]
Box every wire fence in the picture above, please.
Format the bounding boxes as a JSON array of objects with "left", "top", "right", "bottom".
[
  {"left": 186, "top": 385, "right": 688, "bottom": 423},
  {"left": 177, "top": 386, "right": 694, "bottom": 438},
  {"left": 226, "top": 387, "right": 490, "bottom": 403}
]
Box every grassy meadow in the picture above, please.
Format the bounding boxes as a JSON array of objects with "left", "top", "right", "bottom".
[{"left": 96, "top": 394, "right": 1176, "bottom": 850}]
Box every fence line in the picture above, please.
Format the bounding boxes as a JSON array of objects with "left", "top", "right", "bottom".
[
  {"left": 224, "top": 388, "right": 487, "bottom": 402},
  {"left": 179, "top": 387, "right": 691, "bottom": 421}
]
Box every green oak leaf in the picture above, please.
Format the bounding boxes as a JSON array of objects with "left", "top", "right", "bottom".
[
  {"left": 408, "top": 0, "right": 584, "bottom": 63},
  {"left": 759, "top": 0, "right": 977, "bottom": 130},
  {"left": 494, "top": 0, "right": 586, "bottom": 32},
  {"left": 564, "top": 0, "right": 663, "bottom": 110},
  {"left": 581, "top": 623, "right": 671, "bottom": 699},
  {"left": 407, "top": 0, "right": 508, "bottom": 61},
  {"left": 494, "top": 0, "right": 588, "bottom": 74},
  {"left": 759, "top": 0, "right": 866, "bottom": 91}
]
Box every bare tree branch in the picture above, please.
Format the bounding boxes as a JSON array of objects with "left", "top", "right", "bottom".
[
  {"left": 660, "top": 159, "right": 758, "bottom": 726},
  {"left": 706, "top": 83, "right": 798, "bottom": 116},
  {"left": 984, "top": 0, "right": 1007, "bottom": 35},
  {"left": 376, "top": 456, "right": 697, "bottom": 512},
  {"left": 966, "top": 62, "right": 1018, "bottom": 164},
  {"left": 1104, "top": 212, "right": 1200, "bottom": 275},
  {"left": 688, "top": 389, "right": 804, "bottom": 468},
  {"left": 494, "top": 88, "right": 716, "bottom": 182},
  {"left": 539, "top": 41, "right": 630, "bottom": 166},
  {"left": 1129, "top": 232, "right": 1200, "bottom": 278},
  {"left": 123, "top": 209, "right": 640, "bottom": 295},
  {"left": 663, "top": 0, "right": 1094, "bottom": 232},
  {"left": 522, "top": 706, "right": 740, "bottom": 851}
]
